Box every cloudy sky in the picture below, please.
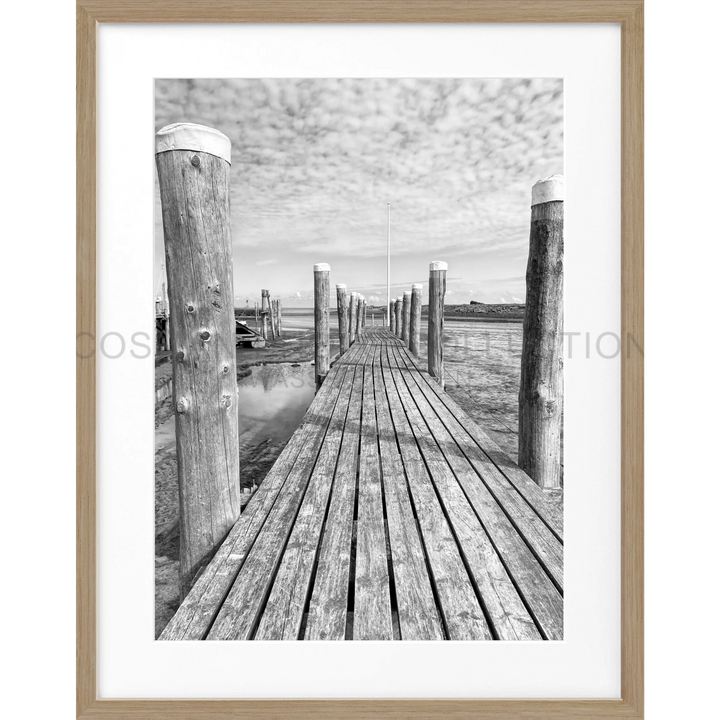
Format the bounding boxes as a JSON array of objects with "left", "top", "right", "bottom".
[{"left": 155, "top": 78, "right": 562, "bottom": 307}]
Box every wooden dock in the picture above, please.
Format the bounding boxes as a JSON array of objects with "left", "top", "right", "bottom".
[{"left": 160, "top": 328, "right": 563, "bottom": 642}]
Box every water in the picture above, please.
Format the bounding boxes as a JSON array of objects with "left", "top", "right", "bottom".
[{"left": 237, "top": 362, "right": 316, "bottom": 446}]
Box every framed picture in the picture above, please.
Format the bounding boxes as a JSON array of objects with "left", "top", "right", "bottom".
[{"left": 76, "top": 0, "right": 646, "bottom": 718}]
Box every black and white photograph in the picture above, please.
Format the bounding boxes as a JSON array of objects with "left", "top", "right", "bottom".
[{"left": 153, "top": 78, "right": 564, "bottom": 641}]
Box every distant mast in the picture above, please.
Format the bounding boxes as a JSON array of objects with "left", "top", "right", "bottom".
[{"left": 386, "top": 201, "right": 391, "bottom": 325}]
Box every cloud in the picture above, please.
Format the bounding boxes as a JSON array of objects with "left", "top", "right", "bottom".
[
  {"left": 156, "top": 79, "right": 562, "bottom": 262},
  {"left": 255, "top": 258, "right": 279, "bottom": 266}
]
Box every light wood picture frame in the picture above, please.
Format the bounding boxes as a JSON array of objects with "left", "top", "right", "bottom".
[{"left": 77, "top": 1, "right": 643, "bottom": 717}]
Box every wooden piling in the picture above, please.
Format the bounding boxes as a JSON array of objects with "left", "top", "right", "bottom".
[
  {"left": 276, "top": 299, "right": 282, "bottom": 337},
  {"left": 267, "top": 293, "right": 276, "bottom": 340},
  {"left": 260, "top": 289, "right": 270, "bottom": 339},
  {"left": 401, "top": 290, "right": 411, "bottom": 345},
  {"left": 394, "top": 297, "right": 402, "bottom": 337},
  {"left": 518, "top": 175, "right": 564, "bottom": 489},
  {"left": 361, "top": 297, "right": 367, "bottom": 328},
  {"left": 336, "top": 284, "right": 349, "bottom": 355},
  {"left": 428, "top": 261, "right": 447, "bottom": 388},
  {"left": 155, "top": 122, "right": 241, "bottom": 597},
  {"left": 314, "top": 263, "right": 331, "bottom": 389},
  {"left": 410, "top": 283, "right": 422, "bottom": 356},
  {"left": 349, "top": 292, "right": 358, "bottom": 345},
  {"left": 355, "top": 294, "right": 363, "bottom": 339},
  {"left": 389, "top": 299, "right": 396, "bottom": 333}
]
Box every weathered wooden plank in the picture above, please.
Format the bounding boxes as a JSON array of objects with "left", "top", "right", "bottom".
[
  {"left": 400, "top": 347, "right": 563, "bottom": 540},
  {"left": 373, "top": 349, "right": 446, "bottom": 640},
  {"left": 387, "top": 345, "right": 542, "bottom": 641},
  {"left": 159, "top": 363, "right": 348, "bottom": 640},
  {"left": 254, "top": 364, "right": 357, "bottom": 640},
  {"left": 354, "top": 344, "right": 393, "bottom": 640},
  {"left": 379, "top": 345, "right": 494, "bottom": 640},
  {"left": 202, "top": 366, "right": 350, "bottom": 641},
  {"left": 391, "top": 346, "right": 563, "bottom": 640},
  {"left": 304, "top": 364, "right": 365, "bottom": 640},
  {"left": 396, "top": 348, "right": 563, "bottom": 590},
  {"left": 159, "top": 362, "right": 349, "bottom": 640}
]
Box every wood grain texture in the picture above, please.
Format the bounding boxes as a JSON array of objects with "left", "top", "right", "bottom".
[
  {"left": 392, "top": 344, "right": 564, "bottom": 639},
  {"left": 255, "top": 365, "right": 356, "bottom": 639},
  {"left": 518, "top": 198, "right": 564, "bottom": 488},
  {"left": 428, "top": 266, "right": 446, "bottom": 388},
  {"left": 353, "top": 345, "right": 393, "bottom": 639},
  {"left": 373, "top": 352, "right": 446, "bottom": 640},
  {"left": 314, "top": 267, "right": 330, "bottom": 385},
  {"left": 206, "top": 368, "right": 348, "bottom": 640},
  {"left": 158, "top": 364, "right": 348, "bottom": 640},
  {"left": 348, "top": 291, "right": 357, "bottom": 345},
  {"left": 401, "top": 291, "right": 411, "bottom": 343},
  {"left": 77, "top": 2, "right": 643, "bottom": 717},
  {"left": 409, "top": 284, "right": 422, "bottom": 356},
  {"left": 76, "top": 3, "right": 96, "bottom": 716},
  {"left": 336, "top": 284, "right": 349, "bottom": 355},
  {"left": 305, "top": 366, "right": 364, "bottom": 639},
  {"left": 388, "top": 345, "right": 542, "bottom": 640},
  {"left": 381, "top": 345, "right": 494, "bottom": 640},
  {"left": 400, "top": 351, "right": 564, "bottom": 589},
  {"left": 156, "top": 147, "right": 242, "bottom": 596},
  {"left": 402, "top": 346, "right": 565, "bottom": 539}
]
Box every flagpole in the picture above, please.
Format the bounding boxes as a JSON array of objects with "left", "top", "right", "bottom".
[{"left": 386, "top": 201, "right": 390, "bottom": 326}]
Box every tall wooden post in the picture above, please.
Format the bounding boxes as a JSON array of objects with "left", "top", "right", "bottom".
[
  {"left": 261, "top": 289, "right": 269, "bottom": 339},
  {"left": 355, "top": 294, "right": 363, "bottom": 339},
  {"left": 394, "top": 297, "right": 402, "bottom": 338},
  {"left": 401, "top": 290, "right": 411, "bottom": 345},
  {"left": 428, "top": 261, "right": 447, "bottom": 388},
  {"left": 155, "top": 122, "right": 241, "bottom": 597},
  {"left": 314, "top": 264, "right": 331, "bottom": 389},
  {"left": 267, "top": 293, "right": 276, "bottom": 340},
  {"left": 519, "top": 175, "right": 564, "bottom": 489},
  {"left": 389, "top": 299, "right": 396, "bottom": 333},
  {"left": 361, "top": 298, "right": 367, "bottom": 328},
  {"left": 336, "top": 284, "right": 349, "bottom": 355},
  {"left": 410, "top": 283, "right": 422, "bottom": 356},
  {"left": 276, "top": 299, "right": 282, "bottom": 337},
  {"left": 349, "top": 291, "right": 357, "bottom": 345}
]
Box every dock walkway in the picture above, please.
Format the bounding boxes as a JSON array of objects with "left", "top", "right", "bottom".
[{"left": 160, "top": 328, "right": 563, "bottom": 641}]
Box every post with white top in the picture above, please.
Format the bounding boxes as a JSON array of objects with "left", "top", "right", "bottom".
[
  {"left": 409, "top": 283, "right": 422, "bottom": 356},
  {"left": 155, "top": 122, "right": 241, "bottom": 598},
  {"left": 401, "top": 290, "right": 411, "bottom": 345},
  {"left": 361, "top": 297, "right": 367, "bottom": 328},
  {"left": 260, "top": 289, "right": 269, "bottom": 340},
  {"left": 394, "top": 297, "right": 402, "bottom": 338},
  {"left": 276, "top": 298, "right": 282, "bottom": 337},
  {"left": 336, "top": 284, "right": 349, "bottom": 355},
  {"left": 518, "top": 175, "right": 564, "bottom": 489},
  {"left": 348, "top": 292, "right": 358, "bottom": 345},
  {"left": 428, "top": 261, "right": 447, "bottom": 388},
  {"left": 314, "top": 263, "right": 331, "bottom": 390}
]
